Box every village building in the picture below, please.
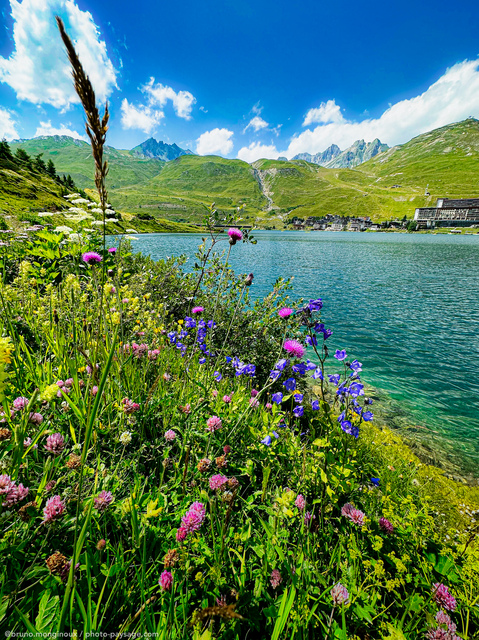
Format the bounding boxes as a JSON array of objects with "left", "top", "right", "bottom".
[{"left": 414, "top": 198, "right": 479, "bottom": 228}]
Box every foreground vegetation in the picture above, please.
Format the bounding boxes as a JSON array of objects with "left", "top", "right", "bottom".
[
  {"left": 0, "top": 222, "right": 478, "bottom": 638},
  {"left": 1, "top": 21, "right": 478, "bottom": 638}
]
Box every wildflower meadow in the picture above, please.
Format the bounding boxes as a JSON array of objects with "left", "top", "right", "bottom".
[{"left": 0, "top": 17, "right": 478, "bottom": 640}]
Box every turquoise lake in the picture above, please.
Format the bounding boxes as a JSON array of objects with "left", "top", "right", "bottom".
[{"left": 114, "top": 230, "right": 479, "bottom": 474}]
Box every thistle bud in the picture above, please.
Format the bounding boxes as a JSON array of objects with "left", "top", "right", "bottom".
[{"left": 245, "top": 273, "right": 254, "bottom": 286}]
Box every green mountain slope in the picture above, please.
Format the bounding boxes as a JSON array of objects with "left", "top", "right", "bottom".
[
  {"left": 10, "top": 136, "right": 165, "bottom": 190},
  {"left": 0, "top": 159, "right": 67, "bottom": 217},
  {"left": 8, "top": 118, "right": 479, "bottom": 226},
  {"left": 111, "top": 155, "right": 266, "bottom": 224},
  {"left": 0, "top": 150, "right": 196, "bottom": 234}
]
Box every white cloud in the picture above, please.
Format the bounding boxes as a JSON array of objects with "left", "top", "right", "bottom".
[
  {"left": 196, "top": 128, "right": 234, "bottom": 155},
  {"left": 34, "top": 120, "right": 87, "bottom": 141},
  {"left": 237, "top": 142, "right": 280, "bottom": 163},
  {"left": 303, "top": 99, "right": 345, "bottom": 126},
  {"left": 0, "top": 107, "right": 18, "bottom": 139},
  {"left": 120, "top": 99, "right": 164, "bottom": 134},
  {"left": 287, "top": 59, "right": 479, "bottom": 157},
  {"left": 142, "top": 78, "right": 196, "bottom": 119},
  {"left": 121, "top": 77, "right": 196, "bottom": 131},
  {"left": 243, "top": 115, "right": 269, "bottom": 133},
  {"left": 0, "top": 0, "right": 118, "bottom": 109}
]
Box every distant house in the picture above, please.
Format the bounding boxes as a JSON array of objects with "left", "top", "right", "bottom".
[
  {"left": 348, "top": 218, "right": 368, "bottom": 231},
  {"left": 414, "top": 197, "right": 479, "bottom": 228}
]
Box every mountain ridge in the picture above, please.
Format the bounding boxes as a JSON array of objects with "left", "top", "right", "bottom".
[
  {"left": 131, "top": 138, "right": 194, "bottom": 161},
  {"left": 4, "top": 118, "right": 479, "bottom": 227},
  {"left": 293, "top": 138, "right": 389, "bottom": 168}
]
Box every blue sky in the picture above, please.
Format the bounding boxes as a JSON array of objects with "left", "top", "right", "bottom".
[{"left": 0, "top": 0, "right": 478, "bottom": 161}]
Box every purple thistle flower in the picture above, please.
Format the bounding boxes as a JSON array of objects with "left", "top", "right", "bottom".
[
  {"left": 159, "top": 570, "right": 173, "bottom": 591},
  {"left": 278, "top": 307, "right": 293, "bottom": 318},
  {"left": 192, "top": 306, "right": 204, "bottom": 313},
  {"left": 244, "top": 272, "right": 254, "bottom": 286},
  {"left": 42, "top": 495, "right": 66, "bottom": 523},
  {"left": 283, "top": 339, "right": 305, "bottom": 359},
  {"left": 94, "top": 490, "right": 113, "bottom": 513},
  {"left": 45, "top": 433, "right": 65, "bottom": 455},
  {"left": 107, "top": 247, "right": 117, "bottom": 254},
  {"left": 331, "top": 582, "right": 350, "bottom": 606},
  {"left": 228, "top": 227, "right": 243, "bottom": 244},
  {"left": 82, "top": 252, "right": 102, "bottom": 265}
]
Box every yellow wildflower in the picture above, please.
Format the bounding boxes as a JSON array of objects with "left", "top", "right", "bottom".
[
  {"left": 40, "top": 383, "right": 60, "bottom": 403},
  {"left": 144, "top": 499, "right": 163, "bottom": 518}
]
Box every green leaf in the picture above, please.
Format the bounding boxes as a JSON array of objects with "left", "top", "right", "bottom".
[
  {"left": 35, "top": 590, "right": 60, "bottom": 631},
  {"left": 271, "top": 586, "right": 296, "bottom": 640},
  {"left": 383, "top": 624, "right": 407, "bottom": 640}
]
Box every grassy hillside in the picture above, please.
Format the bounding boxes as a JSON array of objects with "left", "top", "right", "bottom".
[
  {"left": 0, "top": 159, "right": 68, "bottom": 217},
  {"left": 111, "top": 155, "right": 266, "bottom": 225},
  {"left": 0, "top": 155, "right": 197, "bottom": 234},
  {"left": 9, "top": 119, "right": 479, "bottom": 225},
  {"left": 10, "top": 136, "right": 165, "bottom": 190}
]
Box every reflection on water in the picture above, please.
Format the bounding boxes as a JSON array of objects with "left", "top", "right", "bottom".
[{"left": 110, "top": 231, "right": 479, "bottom": 474}]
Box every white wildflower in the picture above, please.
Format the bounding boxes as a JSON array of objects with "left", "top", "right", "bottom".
[{"left": 120, "top": 431, "right": 132, "bottom": 445}]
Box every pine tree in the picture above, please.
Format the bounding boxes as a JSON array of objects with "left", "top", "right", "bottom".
[
  {"left": 14, "top": 148, "right": 32, "bottom": 168},
  {"left": 0, "top": 139, "right": 13, "bottom": 161},
  {"left": 33, "top": 153, "right": 47, "bottom": 172},
  {"left": 46, "top": 159, "right": 57, "bottom": 178}
]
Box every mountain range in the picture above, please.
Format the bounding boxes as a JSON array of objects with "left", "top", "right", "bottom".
[
  {"left": 293, "top": 138, "right": 389, "bottom": 168},
  {"left": 131, "top": 138, "right": 194, "bottom": 161},
  {"left": 3, "top": 118, "right": 479, "bottom": 228}
]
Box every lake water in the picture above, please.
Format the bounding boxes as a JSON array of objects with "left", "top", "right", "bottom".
[{"left": 113, "top": 231, "right": 479, "bottom": 475}]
